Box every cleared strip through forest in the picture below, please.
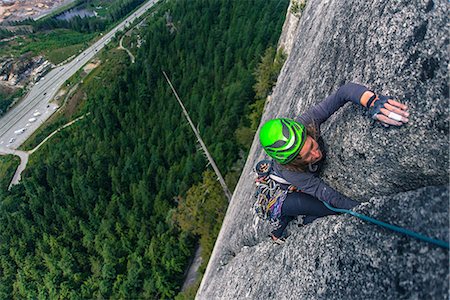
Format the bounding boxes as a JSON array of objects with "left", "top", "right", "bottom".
[{"left": 163, "top": 71, "right": 232, "bottom": 202}]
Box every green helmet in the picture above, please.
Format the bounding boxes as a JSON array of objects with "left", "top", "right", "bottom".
[{"left": 259, "top": 118, "right": 306, "bottom": 164}]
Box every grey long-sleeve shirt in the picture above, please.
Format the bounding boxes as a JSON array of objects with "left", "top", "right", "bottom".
[{"left": 272, "top": 82, "right": 368, "bottom": 209}]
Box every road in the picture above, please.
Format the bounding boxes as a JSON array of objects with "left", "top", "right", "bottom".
[
  {"left": 0, "top": 147, "right": 28, "bottom": 189},
  {"left": 0, "top": 0, "right": 159, "bottom": 150}
]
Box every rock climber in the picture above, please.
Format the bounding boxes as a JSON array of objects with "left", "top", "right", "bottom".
[{"left": 258, "top": 83, "right": 410, "bottom": 244}]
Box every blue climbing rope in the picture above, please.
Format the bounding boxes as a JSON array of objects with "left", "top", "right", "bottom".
[{"left": 322, "top": 201, "right": 449, "bottom": 249}]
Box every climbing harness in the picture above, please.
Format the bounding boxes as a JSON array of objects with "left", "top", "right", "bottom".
[
  {"left": 253, "top": 160, "right": 293, "bottom": 226},
  {"left": 254, "top": 182, "right": 287, "bottom": 224},
  {"left": 321, "top": 201, "right": 449, "bottom": 249}
]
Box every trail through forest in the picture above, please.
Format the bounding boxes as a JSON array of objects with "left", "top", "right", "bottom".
[{"left": 0, "top": 114, "right": 86, "bottom": 188}]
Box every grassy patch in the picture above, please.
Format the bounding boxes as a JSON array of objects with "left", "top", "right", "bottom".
[
  {"left": 0, "top": 155, "right": 20, "bottom": 192},
  {"left": 0, "top": 29, "right": 95, "bottom": 64},
  {"left": 82, "top": 48, "right": 128, "bottom": 87},
  {"left": 0, "top": 36, "right": 25, "bottom": 57},
  {"left": 22, "top": 29, "right": 96, "bottom": 63},
  {"left": 0, "top": 87, "right": 24, "bottom": 118},
  {"left": 46, "top": 43, "right": 86, "bottom": 65},
  {"left": 121, "top": 34, "right": 132, "bottom": 47},
  {"left": 121, "top": 31, "right": 139, "bottom": 55}
]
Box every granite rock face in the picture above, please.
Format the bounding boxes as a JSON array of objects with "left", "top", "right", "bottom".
[
  {"left": 277, "top": 1, "right": 302, "bottom": 56},
  {"left": 197, "top": 0, "right": 448, "bottom": 299},
  {"left": 200, "top": 186, "right": 448, "bottom": 299}
]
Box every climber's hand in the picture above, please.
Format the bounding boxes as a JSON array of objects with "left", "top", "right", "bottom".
[{"left": 370, "top": 95, "right": 409, "bottom": 127}]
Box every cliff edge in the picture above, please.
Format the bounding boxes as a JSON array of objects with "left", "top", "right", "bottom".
[{"left": 197, "top": 0, "right": 448, "bottom": 299}]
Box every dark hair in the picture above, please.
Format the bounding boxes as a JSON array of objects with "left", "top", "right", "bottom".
[{"left": 282, "top": 123, "right": 317, "bottom": 172}]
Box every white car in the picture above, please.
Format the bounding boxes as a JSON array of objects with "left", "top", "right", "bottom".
[
  {"left": 8, "top": 138, "right": 15, "bottom": 143},
  {"left": 14, "top": 128, "right": 26, "bottom": 135},
  {"left": 28, "top": 117, "right": 37, "bottom": 122},
  {"left": 33, "top": 111, "right": 41, "bottom": 117}
]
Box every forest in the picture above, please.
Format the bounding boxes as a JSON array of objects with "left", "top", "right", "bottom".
[{"left": 0, "top": 0, "right": 288, "bottom": 298}]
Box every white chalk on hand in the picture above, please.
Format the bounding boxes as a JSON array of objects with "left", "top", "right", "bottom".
[{"left": 388, "top": 112, "right": 403, "bottom": 121}]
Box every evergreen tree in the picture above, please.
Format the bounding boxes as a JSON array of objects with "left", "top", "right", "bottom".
[{"left": 0, "top": 0, "right": 289, "bottom": 298}]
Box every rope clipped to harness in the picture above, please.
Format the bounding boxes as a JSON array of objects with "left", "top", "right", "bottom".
[{"left": 321, "top": 201, "right": 449, "bottom": 249}]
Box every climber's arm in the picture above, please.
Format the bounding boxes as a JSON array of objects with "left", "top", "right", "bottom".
[
  {"left": 297, "top": 83, "right": 409, "bottom": 127},
  {"left": 297, "top": 82, "right": 367, "bottom": 126}
]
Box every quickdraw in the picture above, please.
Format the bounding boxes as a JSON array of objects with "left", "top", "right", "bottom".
[
  {"left": 254, "top": 160, "right": 293, "bottom": 225},
  {"left": 254, "top": 177, "right": 288, "bottom": 225}
]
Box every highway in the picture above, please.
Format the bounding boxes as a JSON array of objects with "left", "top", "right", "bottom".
[{"left": 0, "top": 0, "right": 159, "bottom": 150}]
